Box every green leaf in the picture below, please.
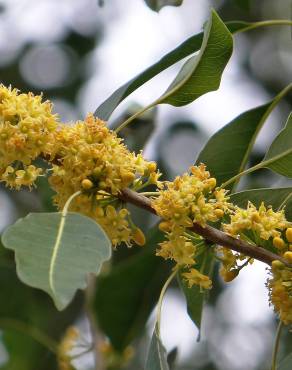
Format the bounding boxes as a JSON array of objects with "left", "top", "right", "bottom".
[
  {"left": 279, "top": 353, "right": 292, "bottom": 370},
  {"left": 263, "top": 112, "right": 292, "bottom": 177},
  {"left": 1, "top": 212, "right": 111, "bottom": 310},
  {"left": 230, "top": 187, "right": 292, "bottom": 221},
  {"left": 196, "top": 104, "right": 270, "bottom": 188},
  {"left": 145, "top": 326, "right": 169, "bottom": 370},
  {"left": 155, "top": 10, "right": 233, "bottom": 106},
  {"left": 178, "top": 249, "right": 214, "bottom": 336},
  {"left": 94, "top": 228, "right": 173, "bottom": 351},
  {"left": 0, "top": 246, "right": 82, "bottom": 370},
  {"left": 94, "top": 21, "right": 253, "bottom": 121},
  {"left": 144, "top": 0, "right": 183, "bottom": 12},
  {"left": 196, "top": 84, "right": 292, "bottom": 190}
]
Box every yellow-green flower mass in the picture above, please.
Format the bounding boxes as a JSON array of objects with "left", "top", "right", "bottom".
[{"left": 1, "top": 85, "right": 292, "bottom": 325}]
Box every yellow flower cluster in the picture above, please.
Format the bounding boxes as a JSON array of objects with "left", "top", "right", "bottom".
[
  {"left": 48, "top": 113, "right": 159, "bottom": 247},
  {"left": 224, "top": 202, "right": 289, "bottom": 241},
  {"left": 0, "top": 85, "right": 57, "bottom": 189},
  {"left": 152, "top": 164, "right": 229, "bottom": 289},
  {"left": 268, "top": 260, "right": 292, "bottom": 325}
]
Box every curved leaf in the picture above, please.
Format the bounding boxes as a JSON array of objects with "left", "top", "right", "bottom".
[
  {"left": 144, "top": 0, "right": 183, "bottom": 12},
  {"left": 156, "top": 10, "right": 233, "bottom": 106},
  {"left": 279, "top": 353, "right": 292, "bottom": 370},
  {"left": 230, "top": 187, "right": 292, "bottom": 221},
  {"left": 145, "top": 326, "right": 169, "bottom": 370},
  {"left": 196, "top": 85, "right": 292, "bottom": 190},
  {"left": 94, "top": 228, "right": 172, "bottom": 351},
  {"left": 263, "top": 112, "right": 292, "bottom": 177},
  {"left": 94, "top": 21, "right": 250, "bottom": 120},
  {"left": 1, "top": 212, "right": 111, "bottom": 310}
]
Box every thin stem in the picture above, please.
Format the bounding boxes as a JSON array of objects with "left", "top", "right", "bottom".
[
  {"left": 0, "top": 318, "right": 58, "bottom": 354},
  {"left": 234, "top": 20, "right": 292, "bottom": 34},
  {"left": 278, "top": 192, "right": 292, "bottom": 211},
  {"left": 271, "top": 321, "right": 283, "bottom": 370},
  {"left": 115, "top": 103, "right": 155, "bottom": 134},
  {"left": 220, "top": 160, "right": 266, "bottom": 189},
  {"left": 156, "top": 268, "right": 178, "bottom": 336},
  {"left": 62, "top": 190, "right": 82, "bottom": 215}
]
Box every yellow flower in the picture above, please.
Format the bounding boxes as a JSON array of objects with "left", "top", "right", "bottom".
[
  {"left": 0, "top": 85, "right": 57, "bottom": 188},
  {"left": 182, "top": 268, "right": 212, "bottom": 290},
  {"left": 224, "top": 202, "right": 289, "bottom": 241},
  {"left": 268, "top": 261, "right": 292, "bottom": 324}
]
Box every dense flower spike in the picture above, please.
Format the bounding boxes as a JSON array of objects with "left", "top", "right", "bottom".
[
  {"left": 152, "top": 164, "right": 229, "bottom": 289},
  {"left": 0, "top": 85, "right": 57, "bottom": 189},
  {"left": 47, "top": 113, "right": 159, "bottom": 246},
  {"left": 224, "top": 202, "right": 289, "bottom": 241},
  {"left": 268, "top": 260, "right": 292, "bottom": 325}
]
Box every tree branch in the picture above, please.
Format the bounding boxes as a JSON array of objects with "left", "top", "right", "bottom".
[{"left": 119, "top": 188, "right": 289, "bottom": 267}]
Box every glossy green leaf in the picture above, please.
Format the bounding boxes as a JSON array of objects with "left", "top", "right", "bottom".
[
  {"left": 144, "top": 0, "right": 183, "bottom": 12},
  {"left": 196, "top": 84, "right": 292, "bottom": 190},
  {"left": 230, "top": 187, "right": 292, "bottom": 221},
  {"left": 263, "top": 112, "right": 292, "bottom": 177},
  {"left": 279, "top": 353, "right": 292, "bottom": 370},
  {"left": 1, "top": 212, "right": 111, "bottom": 310},
  {"left": 145, "top": 326, "right": 169, "bottom": 370},
  {"left": 178, "top": 249, "right": 214, "bottom": 335},
  {"left": 94, "top": 228, "right": 172, "bottom": 351},
  {"left": 94, "top": 21, "right": 254, "bottom": 120},
  {"left": 196, "top": 104, "right": 270, "bottom": 188},
  {"left": 156, "top": 10, "right": 233, "bottom": 106}
]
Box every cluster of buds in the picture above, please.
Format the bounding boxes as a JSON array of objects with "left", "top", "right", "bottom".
[
  {"left": 0, "top": 85, "right": 57, "bottom": 189},
  {"left": 268, "top": 259, "right": 292, "bottom": 325},
  {"left": 151, "top": 164, "right": 229, "bottom": 290}
]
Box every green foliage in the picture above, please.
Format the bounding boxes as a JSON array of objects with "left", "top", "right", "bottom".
[
  {"left": 156, "top": 10, "right": 233, "bottom": 107},
  {"left": 264, "top": 112, "right": 292, "bottom": 177},
  {"left": 94, "top": 20, "right": 263, "bottom": 120},
  {"left": 94, "top": 228, "right": 172, "bottom": 351},
  {"left": 145, "top": 326, "right": 169, "bottom": 370},
  {"left": 196, "top": 84, "right": 292, "bottom": 189},
  {"left": 1, "top": 212, "right": 111, "bottom": 310}
]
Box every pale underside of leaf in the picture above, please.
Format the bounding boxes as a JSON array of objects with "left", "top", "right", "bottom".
[
  {"left": 2, "top": 212, "right": 111, "bottom": 310},
  {"left": 145, "top": 326, "right": 169, "bottom": 370}
]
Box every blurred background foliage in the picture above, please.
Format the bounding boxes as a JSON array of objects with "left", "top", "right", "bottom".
[{"left": 0, "top": 0, "right": 291, "bottom": 369}]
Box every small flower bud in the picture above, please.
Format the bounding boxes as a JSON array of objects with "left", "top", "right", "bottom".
[
  {"left": 283, "top": 251, "right": 292, "bottom": 263},
  {"left": 286, "top": 228, "right": 292, "bottom": 243},
  {"left": 132, "top": 228, "right": 146, "bottom": 246},
  {"left": 273, "top": 237, "right": 286, "bottom": 250},
  {"left": 81, "top": 179, "right": 93, "bottom": 190},
  {"left": 147, "top": 162, "right": 157, "bottom": 173},
  {"left": 214, "top": 209, "right": 224, "bottom": 219},
  {"left": 272, "top": 260, "right": 285, "bottom": 270},
  {"left": 159, "top": 221, "right": 171, "bottom": 232},
  {"left": 223, "top": 269, "right": 239, "bottom": 282}
]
